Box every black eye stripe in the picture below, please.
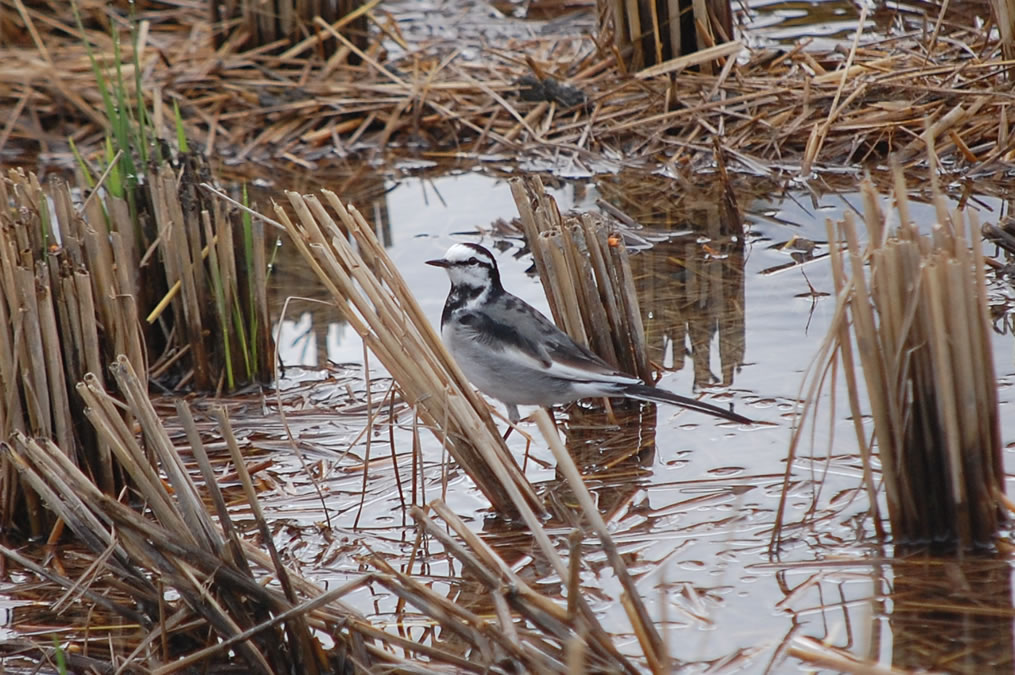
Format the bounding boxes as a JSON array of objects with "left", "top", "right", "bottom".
[{"left": 452, "top": 257, "right": 489, "bottom": 266}]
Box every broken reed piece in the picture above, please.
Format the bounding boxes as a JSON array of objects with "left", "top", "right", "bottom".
[
  {"left": 0, "top": 162, "right": 273, "bottom": 535},
  {"left": 149, "top": 157, "right": 274, "bottom": 390},
  {"left": 600, "top": 0, "right": 734, "bottom": 72},
  {"left": 787, "top": 162, "right": 1004, "bottom": 551},
  {"left": 0, "top": 170, "right": 143, "bottom": 533},
  {"left": 509, "top": 176, "right": 652, "bottom": 383}
]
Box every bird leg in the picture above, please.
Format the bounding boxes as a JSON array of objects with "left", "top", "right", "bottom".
[
  {"left": 502, "top": 403, "right": 522, "bottom": 441},
  {"left": 496, "top": 408, "right": 536, "bottom": 446},
  {"left": 502, "top": 418, "right": 537, "bottom": 444}
]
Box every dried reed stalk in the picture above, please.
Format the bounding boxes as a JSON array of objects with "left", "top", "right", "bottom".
[
  {"left": 151, "top": 163, "right": 211, "bottom": 387},
  {"left": 3, "top": 353, "right": 661, "bottom": 672},
  {"left": 510, "top": 176, "right": 652, "bottom": 381},
  {"left": 598, "top": 0, "right": 733, "bottom": 71},
  {"left": 3, "top": 2, "right": 1011, "bottom": 172},
  {"left": 788, "top": 635, "right": 904, "bottom": 675},
  {"left": 4, "top": 358, "right": 374, "bottom": 673},
  {"left": 779, "top": 161, "right": 1004, "bottom": 550},
  {"left": 0, "top": 169, "right": 144, "bottom": 533},
  {"left": 0, "top": 162, "right": 272, "bottom": 533},
  {"left": 272, "top": 188, "right": 541, "bottom": 516}
]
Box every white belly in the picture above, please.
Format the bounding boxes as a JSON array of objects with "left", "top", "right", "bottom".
[{"left": 443, "top": 322, "right": 550, "bottom": 405}]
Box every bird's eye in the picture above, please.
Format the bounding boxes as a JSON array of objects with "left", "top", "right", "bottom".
[{"left": 467, "top": 257, "right": 479, "bottom": 265}]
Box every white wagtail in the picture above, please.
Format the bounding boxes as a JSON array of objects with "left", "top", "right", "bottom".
[{"left": 427, "top": 243, "right": 752, "bottom": 426}]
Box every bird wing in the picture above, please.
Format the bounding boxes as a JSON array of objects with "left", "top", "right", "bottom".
[
  {"left": 541, "top": 331, "right": 628, "bottom": 380},
  {"left": 462, "top": 294, "right": 636, "bottom": 385}
]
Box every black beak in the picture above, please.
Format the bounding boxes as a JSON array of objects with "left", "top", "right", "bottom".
[{"left": 426, "top": 258, "right": 450, "bottom": 268}]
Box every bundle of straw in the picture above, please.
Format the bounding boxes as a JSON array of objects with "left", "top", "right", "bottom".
[
  {"left": 511, "top": 176, "right": 652, "bottom": 382},
  {"left": 598, "top": 0, "right": 734, "bottom": 72},
  {"left": 4, "top": 356, "right": 374, "bottom": 673},
  {"left": 146, "top": 158, "right": 274, "bottom": 390},
  {"left": 781, "top": 160, "right": 1005, "bottom": 550},
  {"left": 0, "top": 170, "right": 145, "bottom": 533},
  {"left": 0, "top": 162, "right": 272, "bottom": 534}
]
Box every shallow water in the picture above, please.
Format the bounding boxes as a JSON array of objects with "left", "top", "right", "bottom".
[{"left": 259, "top": 165, "right": 1015, "bottom": 672}]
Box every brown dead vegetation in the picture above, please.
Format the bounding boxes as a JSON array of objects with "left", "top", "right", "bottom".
[{"left": 1, "top": 0, "right": 1013, "bottom": 175}]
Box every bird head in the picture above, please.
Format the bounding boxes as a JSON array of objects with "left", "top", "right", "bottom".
[{"left": 426, "top": 243, "right": 501, "bottom": 291}]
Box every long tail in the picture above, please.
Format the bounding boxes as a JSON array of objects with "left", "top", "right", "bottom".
[{"left": 620, "top": 383, "right": 753, "bottom": 424}]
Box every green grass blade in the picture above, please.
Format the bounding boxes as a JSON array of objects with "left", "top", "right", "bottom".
[
  {"left": 110, "top": 25, "right": 138, "bottom": 188},
  {"left": 52, "top": 636, "right": 67, "bottom": 675},
  {"left": 128, "top": 2, "right": 152, "bottom": 164},
  {"left": 202, "top": 220, "right": 235, "bottom": 389},
  {"left": 38, "top": 189, "right": 51, "bottom": 251},
  {"left": 231, "top": 293, "right": 253, "bottom": 379},
  {"left": 74, "top": 2, "right": 117, "bottom": 132},
  {"left": 173, "top": 100, "right": 189, "bottom": 153},
  {"left": 68, "top": 137, "right": 96, "bottom": 189},
  {"left": 105, "top": 136, "right": 123, "bottom": 200},
  {"left": 242, "top": 184, "right": 256, "bottom": 366}
]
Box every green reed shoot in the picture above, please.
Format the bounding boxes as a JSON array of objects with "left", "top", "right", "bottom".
[
  {"left": 174, "top": 100, "right": 190, "bottom": 153},
  {"left": 76, "top": 2, "right": 138, "bottom": 217},
  {"left": 68, "top": 137, "right": 96, "bottom": 189},
  {"left": 240, "top": 185, "right": 258, "bottom": 377}
]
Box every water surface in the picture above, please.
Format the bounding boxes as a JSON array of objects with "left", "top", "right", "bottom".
[{"left": 261, "top": 165, "right": 1015, "bottom": 672}]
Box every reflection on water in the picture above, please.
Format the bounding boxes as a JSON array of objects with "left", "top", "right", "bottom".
[
  {"left": 548, "top": 403, "right": 658, "bottom": 523},
  {"left": 890, "top": 553, "right": 1014, "bottom": 672},
  {"left": 226, "top": 166, "right": 1015, "bottom": 672},
  {"left": 599, "top": 172, "right": 748, "bottom": 388},
  {"left": 4, "top": 162, "right": 1010, "bottom": 672}
]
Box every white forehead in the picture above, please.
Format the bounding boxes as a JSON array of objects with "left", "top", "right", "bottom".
[{"left": 443, "top": 243, "right": 493, "bottom": 264}]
